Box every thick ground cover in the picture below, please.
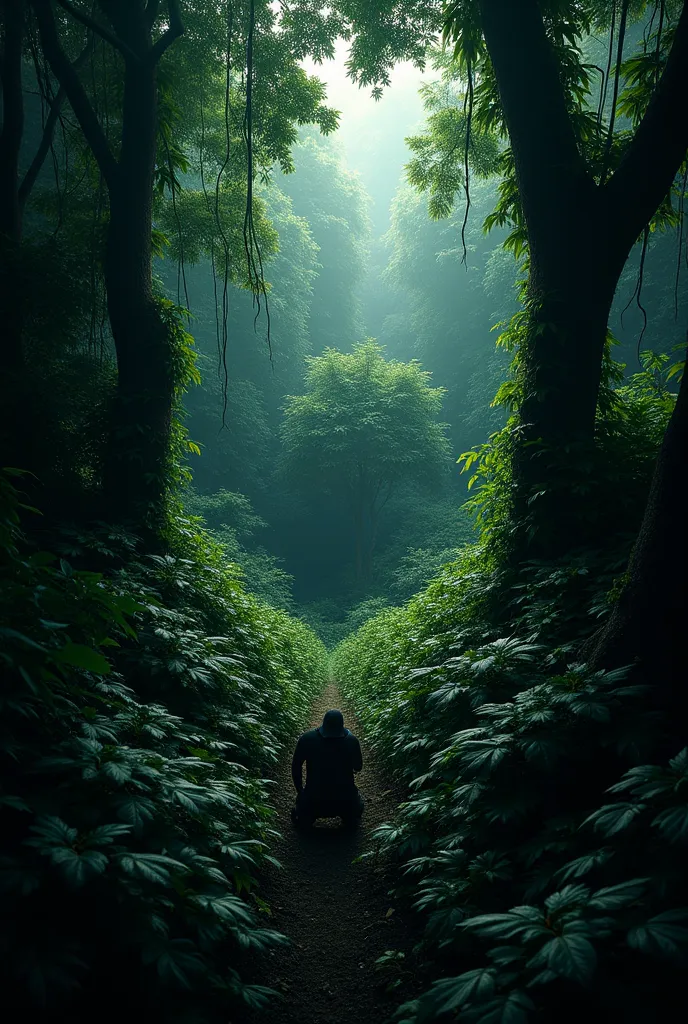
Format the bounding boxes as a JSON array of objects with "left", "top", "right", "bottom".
[
  {"left": 333, "top": 541, "right": 688, "bottom": 1022},
  {"left": 0, "top": 470, "right": 327, "bottom": 1022}
]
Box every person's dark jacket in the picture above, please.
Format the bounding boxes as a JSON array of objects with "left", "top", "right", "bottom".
[{"left": 291, "top": 728, "right": 362, "bottom": 800}]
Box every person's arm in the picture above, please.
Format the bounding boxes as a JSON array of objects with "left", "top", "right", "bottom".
[
  {"left": 291, "top": 736, "right": 306, "bottom": 793},
  {"left": 352, "top": 736, "right": 363, "bottom": 774}
]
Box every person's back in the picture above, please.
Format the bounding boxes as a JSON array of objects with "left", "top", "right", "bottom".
[{"left": 291, "top": 709, "right": 364, "bottom": 828}]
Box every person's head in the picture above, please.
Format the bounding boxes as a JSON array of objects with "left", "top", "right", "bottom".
[{"left": 319, "top": 709, "right": 345, "bottom": 737}]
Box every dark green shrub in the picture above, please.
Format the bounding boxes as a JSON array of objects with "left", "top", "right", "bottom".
[
  {"left": 332, "top": 367, "right": 686, "bottom": 1022},
  {"left": 0, "top": 470, "right": 326, "bottom": 1022}
]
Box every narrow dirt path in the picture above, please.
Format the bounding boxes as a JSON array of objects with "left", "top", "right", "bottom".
[{"left": 247, "top": 682, "right": 417, "bottom": 1024}]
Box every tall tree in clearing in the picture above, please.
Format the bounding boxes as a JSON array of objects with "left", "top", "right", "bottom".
[{"left": 281, "top": 342, "right": 451, "bottom": 581}]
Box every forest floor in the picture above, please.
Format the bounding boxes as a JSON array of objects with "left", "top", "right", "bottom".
[{"left": 243, "top": 682, "right": 420, "bottom": 1024}]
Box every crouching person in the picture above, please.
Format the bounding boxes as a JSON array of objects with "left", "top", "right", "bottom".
[{"left": 291, "top": 709, "right": 364, "bottom": 829}]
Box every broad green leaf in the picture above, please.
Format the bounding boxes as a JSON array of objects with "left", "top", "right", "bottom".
[
  {"left": 118, "top": 852, "right": 189, "bottom": 886},
  {"left": 588, "top": 878, "right": 649, "bottom": 911},
  {"left": 652, "top": 805, "right": 688, "bottom": 844},
  {"left": 582, "top": 801, "right": 645, "bottom": 836},
  {"left": 627, "top": 910, "right": 688, "bottom": 960},
  {"left": 426, "top": 968, "right": 497, "bottom": 1015},
  {"left": 555, "top": 849, "right": 613, "bottom": 883},
  {"left": 0, "top": 794, "right": 31, "bottom": 812},
  {"left": 53, "top": 642, "right": 111, "bottom": 675},
  {"left": 116, "top": 796, "right": 156, "bottom": 828},
  {"left": 84, "top": 823, "right": 132, "bottom": 847},
  {"left": 51, "top": 847, "right": 109, "bottom": 886},
  {"left": 527, "top": 932, "right": 597, "bottom": 985}
]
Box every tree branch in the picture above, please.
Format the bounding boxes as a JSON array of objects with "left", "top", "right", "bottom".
[
  {"left": 477, "top": 0, "right": 589, "bottom": 185},
  {"left": 0, "top": 0, "right": 24, "bottom": 157},
  {"left": 476, "top": 0, "right": 594, "bottom": 265},
  {"left": 56, "top": 0, "right": 141, "bottom": 64},
  {"left": 600, "top": 0, "right": 630, "bottom": 184},
  {"left": 148, "top": 0, "right": 184, "bottom": 65},
  {"left": 605, "top": 0, "right": 688, "bottom": 241},
  {"left": 144, "top": 0, "right": 162, "bottom": 30},
  {"left": 0, "top": 0, "right": 25, "bottom": 241},
  {"left": 32, "top": 0, "right": 118, "bottom": 188},
  {"left": 18, "top": 35, "right": 93, "bottom": 210}
]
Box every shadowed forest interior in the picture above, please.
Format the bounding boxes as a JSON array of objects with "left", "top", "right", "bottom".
[{"left": 1, "top": 1, "right": 687, "bottom": 1022}]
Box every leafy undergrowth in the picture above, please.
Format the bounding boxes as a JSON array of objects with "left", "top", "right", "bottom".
[
  {"left": 0, "top": 471, "right": 326, "bottom": 1023},
  {"left": 333, "top": 544, "right": 688, "bottom": 1023}
]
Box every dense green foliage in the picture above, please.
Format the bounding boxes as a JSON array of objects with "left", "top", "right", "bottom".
[
  {"left": 0, "top": 471, "right": 326, "bottom": 1019},
  {"left": 335, "top": 566, "right": 688, "bottom": 1021},
  {"left": 332, "top": 366, "right": 687, "bottom": 1022},
  {"left": 2, "top": 1, "right": 688, "bottom": 1020},
  {"left": 183, "top": 488, "right": 295, "bottom": 610},
  {"left": 378, "top": 178, "right": 514, "bottom": 456}
]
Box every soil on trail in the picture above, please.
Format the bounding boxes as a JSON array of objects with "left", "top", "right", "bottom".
[{"left": 246, "top": 682, "right": 417, "bottom": 1024}]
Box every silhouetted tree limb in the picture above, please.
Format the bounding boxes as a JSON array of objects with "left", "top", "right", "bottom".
[
  {"left": 148, "top": 0, "right": 184, "bottom": 64},
  {"left": 18, "top": 35, "right": 93, "bottom": 211},
  {"left": 144, "top": 0, "right": 161, "bottom": 30},
  {"left": 477, "top": 0, "right": 593, "bottom": 253},
  {"left": 605, "top": 0, "right": 688, "bottom": 247},
  {"left": 32, "top": 0, "right": 118, "bottom": 188},
  {"left": 55, "top": 0, "right": 140, "bottom": 64},
  {"left": 0, "top": 0, "right": 25, "bottom": 243}
]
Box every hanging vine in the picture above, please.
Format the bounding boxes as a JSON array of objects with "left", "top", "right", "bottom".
[
  {"left": 601, "top": 0, "right": 630, "bottom": 183},
  {"left": 242, "top": 0, "right": 272, "bottom": 354},
  {"left": 635, "top": 224, "right": 650, "bottom": 361},
  {"left": 198, "top": 86, "right": 222, "bottom": 392},
  {"left": 597, "top": 0, "right": 617, "bottom": 129},
  {"left": 620, "top": 224, "right": 650, "bottom": 364},
  {"left": 27, "top": 22, "right": 65, "bottom": 231},
  {"left": 652, "top": 0, "right": 665, "bottom": 73},
  {"left": 213, "top": 0, "right": 235, "bottom": 424},
  {"left": 163, "top": 132, "right": 190, "bottom": 318},
  {"left": 460, "top": 58, "right": 474, "bottom": 267}
]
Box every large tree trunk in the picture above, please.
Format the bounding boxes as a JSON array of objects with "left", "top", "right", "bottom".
[
  {"left": 101, "top": 28, "right": 174, "bottom": 528},
  {"left": 103, "top": 186, "right": 175, "bottom": 528},
  {"left": 33, "top": 0, "right": 184, "bottom": 532},
  {"left": 477, "top": 0, "right": 688, "bottom": 561},
  {"left": 0, "top": 0, "right": 26, "bottom": 380},
  {"left": 584, "top": 346, "right": 688, "bottom": 726},
  {"left": 0, "top": 0, "right": 31, "bottom": 476},
  {"left": 512, "top": 222, "right": 631, "bottom": 557}
]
